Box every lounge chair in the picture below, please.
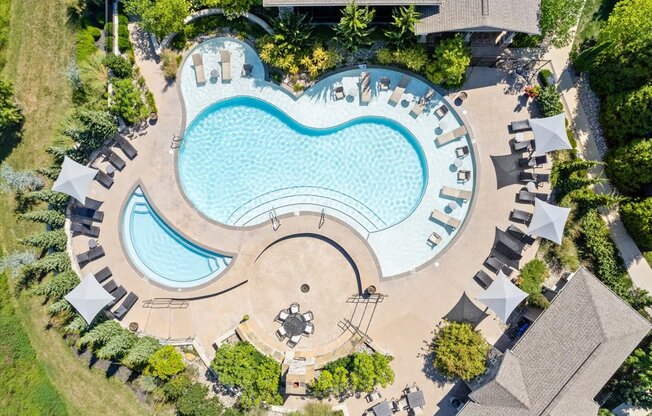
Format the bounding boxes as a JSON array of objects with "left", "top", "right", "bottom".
[
  {"left": 76, "top": 246, "right": 105, "bottom": 264},
  {"left": 334, "top": 84, "right": 345, "bottom": 100},
  {"left": 485, "top": 255, "right": 510, "bottom": 274},
  {"left": 70, "top": 222, "right": 100, "bottom": 238},
  {"left": 512, "top": 139, "right": 535, "bottom": 153},
  {"left": 474, "top": 270, "right": 494, "bottom": 289},
  {"left": 304, "top": 322, "right": 314, "bottom": 335},
  {"left": 302, "top": 311, "right": 313, "bottom": 321},
  {"left": 507, "top": 224, "right": 536, "bottom": 246},
  {"left": 114, "top": 292, "right": 138, "bottom": 320},
  {"left": 441, "top": 186, "right": 472, "bottom": 202},
  {"left": 104, "top": 150, "right": 126, "bottom": 171},
  {"left": 436, "top": 126, "right": 468, "bottom": 146},
  {"left": 409, "top": 89, "right": 434, "bottom": 118},
  {"left": 116, "top": 137, "right": 137, "bottom": 160},
  {"left": 430, "top": 209, "right": 461, "bottom": 229},
  {"left": 276, "top": 327, "right": 287, "bottom": 340},
  {"left": 518, "top": 155, "right": 548, "bottom": 168},
  {"left": 95, "top": 169, "right": 113, "bottom": 189},
  {"left": 494, "top": 238, "right": 523, "bottom": 261},
  {"left": 220, "top": 50, "right": 231, "bottom": 82},
  {"left": 73, "top": 207, "right": 104, "bottom": 222},
  {"left": 511, "top": 209, "right": 533, "bottom": 224},
  {"left": 519, "top": 172, "right": 549, "bottom": 184},
  {"left": 103, "top": 280, "right": 117, "bottom": 293},
  {"left": 94, "top": 266, "right": 112, "bottom": 283},
  {"left": 434, "top": 104, "right": 449, "bottom": 119},
  {"left": 455, "top": 146, "right": 470, "bottom": 158},
  {"left": 379, "top": 77, "right": 390, "bottom": 90},
  {"left": 457, "top": 170, "right": 471, "bottom": 183},
  {"left": 388, "top": 74, "right": 410, "bottom": 106},
  {"left": 517, "top": 189, "right": 548, "bottom": 204},
  {"left": 192, "top": 53, "right": 206, "bottom": 85},
  {"left": 84, "top": 198, "right": 103, "bottom": 210},
  {"left": 510, "top": 119, "right": 531, "bottom": 132},
  {"left": 242, "top": 63, "right": 253, "bottom": 77},
  {"left": 107, "top": 286, "right": 126, "bottom": 308},
  {"left": 427, "top": 232, "right": 442, "bottom": 247},
  {"left": 360, "top": 72, "right": 371, "bottom": 104}
]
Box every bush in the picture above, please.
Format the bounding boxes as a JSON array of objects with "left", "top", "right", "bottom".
[
  {"left": 538, "top": 69, "right": 554, "bottom": 87},
  {"left": 76, "top": 27, "right": 99, "bottom": 62},
  {"left": 432, "top": 322, "right": 489, "bottom": 381},
  {"left": 162, "top": 374, "right": 193, "bottom": 401},
  {"left": 528, "top": 292, "right": 550, "bottom": 309},
  {"left": 620, "top": 199, "right": 652, "bottom": 252},
  {"left": 146, "top": 345, "right": 185, "bottom": 381},
  {"left": 375, "top": 46, "right": 428, "bottom": 72},
  {"left": 160, "top": 49, "right": 180, "bottom": 80},
  {"left": 537, "top": 85, "right": 564, "bottom": 117},
  {"left": 604, "top": 139, "right": 652, "bottom": 195},
  {"left": 600, "top": 84, "right": 652, "bottom": 145},
  {"left": 298, "top": 45, "right": 341, "bottom": 79},
  {"left": 517, "top": 259, "right": 548, "bottom": 295},
  {"left": 551, "top": 238, "right": 580, "bottom": 270},
  {"left": 104, "top": 54, "right": 132, "bottom": 78},
  {"left": 425, "top": 35, "right": 471, "bottom": 88},
  {"left": 312, "top": 352, "right": 393, "bottom": 397},
  {"left": 177, "top": 382, "right": 223, "bottom": 416},
  {"left": 88, "top": 26, "right": 102, "bottom": 40},
  {"left": 111, "top": 78, "right": 147, "bottom": 124},
  {"left": 510, "top": 33, "right": 542, "bottom": 47}
]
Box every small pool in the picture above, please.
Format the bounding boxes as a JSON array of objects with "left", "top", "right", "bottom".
[
  {"left": 122, "top": 187, "right": 232, "bottom": 288},
  {"left": 178, "top": 96, "right": 427, "bottom": 231}
]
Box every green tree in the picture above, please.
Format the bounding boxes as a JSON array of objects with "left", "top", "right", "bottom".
[
  {"left": 104, "top": 54, "right": 133, "bottom": 78},
  {"left": 18, "top": 252, "right": 71, "bottom": 288},
  {"left": 141, "top": 0, "right": 189, "bottom": 38},
  {"left": 605, "top": 341, "right": 652, "bottom": 409},
  {"left": 600, "top": 85, "right": 652, "bottom": 145},
  {"left": 25, "top": 189, "right": 70, "bottom": 210},
  {"left": 517, "top": 259, "right": 548, "bottom": 295},
  {"left": 19, "top": 230, "right": 67, "bottom": 252},
  {"left": 111, "top": 78, "right": 147, "bottom": 124},
  {"left": 0, "top": 77, "right": 23, "bottom": 133},
  {"left": 311, "top": 369, "right": 335, "bottom": 398},
  {"left": 385, "top": 5, "right": 420, "bottom": 47},
  {"left": 63, "top": 109, "right": 118, "bottom": 156},
  {"left": 432, "top": 322, "right": 489, "bottom": 381},
  {"left": 537, "top": 85, "right": 564, "bottom": 117},
  {"left": 177, "top": 382, "right": 223, "bottom": 416},
  {"left": 122, "top": 0, "right": 152, "bottom": 17},
  {"left": 19, "top": 210, "right": 66, "bottom": 228},
  {"left": 79, "top": 320, "right": 124, "bottom": 350},
  {"left": 376, "top": 46, "right": 428, "bottom": 72},
  {"left": 32, "top": 270, "right": 79, "bottom": 301},
  {"left": 620, "top": 199, "right": 652, "bottom": 252},
  {"left": 162, "top": 374, "right": 193, "bottom": 401},
  {"left": 122, "top": 336, "right": 161, "bottom": 369},
  {"left": 146, "top": 345, "right": 186, "bottom": 381},
  {"left": 550, "top": 158, "right": 599, "bottom": 200},
  {"left": 334, "top": 1, "right": 376, "bottom": 51},
  {"left": 96, "top": 330, "right": 137, "bottom": 360},
  {"left": 539, "top": 0, "right": 584, "bottom": 47},
  {"left": 425, "top": 36, "right": 471, "bottom": 88},
  {"left": 202, "top": 0, "right": 255, "bottom": 20},
  {"left": 272, "top": 12, "right": 313, "bottom": 54},
  {"left": 605, "top": 139, "right": 652, "bottom": 196}
]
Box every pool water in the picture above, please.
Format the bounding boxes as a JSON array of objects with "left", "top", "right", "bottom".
[
  {"left": 178, "top": 97, "right": 427, "bottom": 231},
  {"left": 122, "top": 187, "right": 232, "bottom": 288}
]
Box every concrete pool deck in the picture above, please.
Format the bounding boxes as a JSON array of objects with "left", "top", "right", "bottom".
[{"left": 68, "top": 26, "right": 551, "bottom": 416}]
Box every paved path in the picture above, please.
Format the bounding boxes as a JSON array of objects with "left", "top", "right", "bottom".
[{"left": 544, "top": 44, "right": 652, "bottom": 294}]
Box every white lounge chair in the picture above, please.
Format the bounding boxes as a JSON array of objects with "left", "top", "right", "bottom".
[
  {"left": 430, "top": 209, "right": 461, "bottom": 229},
  {"left": 220, "top": 50, "right": 231, "bottom": 82},
  {"left": 441, "top": 186, "right": 472, "bottom": 202},
  {"left": 388, "top": 74, "right": 411, "bottom": 106},
  {"left": 360, "top": 72, "right": 371, "bottom": 104},
  {"left": 192, "top": 53, "right": 206, "bottom": 85},
  {"left": 409, "top": 89, "right": 434, "bottom": 118},
  {"left": 436, "top": 126, "right": 468, "bottom": 146}
]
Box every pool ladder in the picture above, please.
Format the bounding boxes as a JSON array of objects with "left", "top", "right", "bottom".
[
  {"left": 170, "top": 134, "right": 183, "bottom": 149},
  {"left": 319, "top": 209, "right": 326, "bottom": 229},
  {"left": 269, "top": 209, "right": 281, "bottom": 231}
]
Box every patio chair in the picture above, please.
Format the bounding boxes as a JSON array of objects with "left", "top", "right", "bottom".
[
  {"left": 107, "top": 285, "right": 127, "bottom": 308},
  {"left": 93, "top": 266, "right": 112, "bottom": 283},
  {"left": 457, "top": 169, "right": 471, "bottom": 183},
  {"left": 436, "top": 126, "right": 468, "bottom": 146},
  {"left": 192, "top": 53, "right": 206, "bottom": 85},
  {"left": 366, "top": 391, "right": 382, "bottom": 403},
  {"left": 334, "top": 84, "right": 345, "bottom": 100},
  {"left": 427, "top": 232, "right": 442, "bottom": 247},
  {"left": 434, "top": 104, "right": 449, "bottom": 119},
  {"left": 114, "top": 292, "right": 138, "bottom": 320},
  {"left": 409, "top": 89, "right": 434, "bottom": 118},
  {"left": 75, "top": 246, "right": 105, "bottom": 265},
  {"left": 70, "top": 222, "right": 100, "bottom": 238},
  {"left": 410, "top": 407, "right": 423, "bottom": 415},
  {"left": 430, "top": 209, "right": 461, "bottom": 229},
  {"left": 290, "top": 303, "right": 299, "bottom": 314},
  {"left": 116, "top": 137, "right": 138, "bottom": 160},
  {"left": 83, "top": 198, "right": 103, "bottom": 211},
  {"left": 94, "top": 169, "right": 114, "bottom": 189},
  {"left": 287, "top": 334, "right": 301, "bottom": 348},
  {"left": 242, "top": 63, "right": 253, "bottom": 77},
  {"left": 507, "top": 224, "right": 536, "bottom": 245},
  {"left": 512, "top": 139, "right": 535, "bottom": 153},
  {"left": 388, "top": 74, "right": 411, "bottom": 106},
  {"left": 441, "top": 186, "right": 472, "bottom": 202},
  {"left": 73, "top": 207, "right": 104, "bottom": 222},
  {"left": 276, "top": 327, "right": 287, "bottom": 340},
  {"left": 455, "top": 145, "right": 470, "bottom": 158},
  {"left": 517, "top": 189, "right": 548, "bottom": 204},
  {"left": 511, "top": 209, "right": 533, "bottom": 224},
  {"left": 379, "top": 76, "right": 390, "bottom": 90},
  {"left": 105, "top": 150, "right": 126, "bottom": 171},
  {"left": 520, "top": 171, "right": 549, "bottom": 184},
  {"left": 277, "top": 309, "right": 289, "bottom": 322},
  {"left": 474, "top": 270, "right": 494, "bottom": 289},
  {"left": 304, "top": 322, "right": 314, "bottom": 335},
  {"left": 518, "top": 154, "right": 547, "bottom": 168},
  {"left": 360, "top": 72, "right": 371, "bottom": 104},
  {"left": 302, "top": 310, "right": 314, "bottom": 321},
  {"left": 485, "top": 255, "right": 509, "bottom": 274},
  {"left": 510, "top": 119, "right": 531, "bottom": 132},
  {"left": 494, "top": 239, "right": 523, "bottom": 261},
  {"left": 220, "top": 50, "right": 231, "bottom": 82},
  {"left": 103, "top": 280, "right": 117, "bottom": 293}
]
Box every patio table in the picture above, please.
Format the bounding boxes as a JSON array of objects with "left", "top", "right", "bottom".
[
  {"left": 372, "top": 401, "right": 392, "bottom": 416},
  {"left": 406, "top": 390, "right": 425, "bottom": 409},
  {"left": 282, "top": 313, "right": 307, "bottom": 337}
]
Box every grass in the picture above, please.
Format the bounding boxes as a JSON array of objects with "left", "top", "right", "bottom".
[
  {"left": 644, "top": 252, "right": 652, "bottom": 268},
  {"left": 573, "top": 0, "right": 618, "bottom": 49}
]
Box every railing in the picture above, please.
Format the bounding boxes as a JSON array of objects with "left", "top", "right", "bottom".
[{"left": 143, "top": 298, "right": 190, "bottom": 309}]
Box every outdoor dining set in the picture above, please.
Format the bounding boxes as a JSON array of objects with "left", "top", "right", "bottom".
[
  {"left": 366, "top": 385, "right": 425, "bottom": 416},
  {"left": 275, "top": 303, "right": 314, "bottom": 348}
]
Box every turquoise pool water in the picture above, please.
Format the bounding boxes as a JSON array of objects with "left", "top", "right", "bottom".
[
  {"left": 178, "top": 97, "right": 427, "bottom": 231},
  {"left": 122, "top": 187, "right": 232, "bottom": 288}
]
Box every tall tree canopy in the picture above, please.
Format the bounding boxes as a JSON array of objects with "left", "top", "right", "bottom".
[{"left": 334, "top": 1, "right": 376, "bottom": 51}]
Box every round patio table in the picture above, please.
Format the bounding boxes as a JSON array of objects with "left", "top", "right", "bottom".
[{"left": 282, "top": 313, "right": 307, "bottom": 337}]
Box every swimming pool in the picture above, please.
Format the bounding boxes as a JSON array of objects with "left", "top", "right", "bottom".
[
  {"left": 178, "top": 96, "right": 427, "bottom": 231},
  {"left": 122, "top": 187, "right": 232, "bottom": 288}
]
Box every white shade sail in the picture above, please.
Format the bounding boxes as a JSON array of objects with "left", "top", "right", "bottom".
[
  {"left": 64, "top": 274, "right": 114, "bottom": 324},
  {"left": 527, "top": 199, "right": 571, "bottom": 244},
  {"left": 477, "top": 271, "right": 528, "bottom": 322},
  {"left": 530, "top": 113, "right": 571, "bottom": 154},
  {"left": 51, "top": 156, "right": 98, "bottom": 204}
]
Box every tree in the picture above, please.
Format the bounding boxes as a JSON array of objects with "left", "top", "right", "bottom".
[
  {"left": 600, "top": 85, "right": 652, "bottom": 145},
  {"left": 605, "top": 139, "right": 652, "bottom": 196},
  {"left": 79, "top": 320, "right": 124, "bottom": 350},
  {"left": 0, "top": 77, "right": 23, "bottom": 133},
  {"left": 272, "top": 12, "right": 313, "bottom": 54},
  {"left": 432, "top": 322, "right": 489, "bottom": 381},
  {"left": 334, "top": 1, "right": 376, "bottom": 51},
  {"left": 425, "top": 36, "right": 471, "bottom": 88},
  {"left": 605, "top": 341, "right": 652, "bottom": 409},
  {"left": 620, "top": 199, "right": 652, "bottom": 252},
  {"left": 202, "top": 0, "right": 255, "bottom": 20},
  {"left": 104, "top": 54, "right": 133, "bottom": 78},
  {"left": 95, "top": 330, "right": 137, "bottom": 360},
  {"left": 177, "top": 382, "right": 224, "bottom": 416},
  {"left": 162, "top": 374, "right": 193, "bottom": 401},
  {"left": 19, "top": 229, "right": 68, "bottom": 251},
  {"left": 62, "top": 109, "right": 118, "bottom": 156},
  {"left": 25, "top": 189, "right": 70, "bottom": 210},
  {"left": 141, "top": 0, "right": 189, "bottom": 38},
  {"left": 32, "top": 270, "right": 79, "bottom": 301},
  {"left": 376, "top": 46, "right": 428, "bottom": 72},
  {"left": 122, "top": 336, "right": 161, "bottom": 369},
  {"left": 537, "top": 85, "right": 564, "bottom": 117},
  {"left": 111, "top": 78, "right": 146, "bottom": 124},
  {"left": 385, "top": 5, "right": 420, "bottom": 47},
  {"left": 311, "top": 369, "right": 335, "bottom": 398},
  {"left": 122, "top": 0, "right": 152, "bottom": 17},
  {"left": 538, "top": 0, "right": 584, "bottom": 47},
  {"left": 19, "top": 210, "right": 66, "bottom": 227},
  {"left": 146, "top": 345, "right": 185, "bottom": 381}
]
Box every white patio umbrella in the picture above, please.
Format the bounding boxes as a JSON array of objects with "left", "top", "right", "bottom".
[
  {"left": 64, "top": 274, "right": 114, "bottom": 324},
  {"left": 477, "top": 271, "right": 528, "bottom": 322},
  {"left": 51, "top": 156, "right": 98, "bottom": 204},
  {"left": 527, "top": 199, "right": 571, "bottom": 244},
  {"left": 529, "top": 113, "right": 571, "bottom": 154}
]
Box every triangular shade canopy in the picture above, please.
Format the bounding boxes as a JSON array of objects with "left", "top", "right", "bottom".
[
  {"left": 527, "top": 199, "right": 571, "bottom": 244},
  {"left": 530, "top": 113, "right": 571, "bottom": 154},
  {"left": 52, "top": 156, "right": 98, "bottom": 204},
  {"left": 64, "top": 274, "right": 114, "bottom": 324},
  {"left": 444, "top": 291, "right": 489, "bottom": 326},
  {"left": 477, "top": 271, "right": 528, "bottom": 322}
]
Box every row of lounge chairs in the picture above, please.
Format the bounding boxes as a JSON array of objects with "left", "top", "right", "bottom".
[
  {"left": 92, "top": 267, "right": 138, "bottom": 320},
  {"left": 409, "top": 89, "right": 434, "bottom": 118},
  {"left": 193, "top": 51, "right": 245, "bottom": 86}
]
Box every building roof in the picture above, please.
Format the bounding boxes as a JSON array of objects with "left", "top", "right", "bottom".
[
  {"left": 414, "top": 0, "right": 540, "bottom": 35},
  {"left": 263, "top": 0, "right": 440, "bottom": 6},
  {"left": 458, "top": 267, "right": 651, "bottom": 416}
]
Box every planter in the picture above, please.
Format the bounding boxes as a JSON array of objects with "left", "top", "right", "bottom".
[{"left": 129, "top": 322, "right": 139, "bottom": 332}]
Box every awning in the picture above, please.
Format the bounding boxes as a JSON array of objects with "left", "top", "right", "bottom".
[
  {"left": 527, "top": 199, "right": 571, "bottom": 244},
  {"left": 64, "top": 274, "right": 114, "bottom": 324},
  {"left": 530, "top": 113, "right": 571, "bottom": 154},
  {"left": 477, "top": 271, "right": 528, "bottom": 322},
  {"left": 51, "top": 156, "right": 98, "bottom": 204},
  {"left": 444, "top": 292, "right": 489, "bottom": 326}
]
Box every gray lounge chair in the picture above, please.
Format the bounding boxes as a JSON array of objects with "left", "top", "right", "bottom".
[
  {"left": 70, "top": 222, "right": 100, "bottom": 238},
  {"left": 455, "top": 146, "right": 470, "bottom": 158},
  {"left": 107, "top": 286, "right": 126, "bottom": 308},
  {"left": 510, "top": 119, "right": 531, "bottom": 132},
  {"left": 517, "top": 189, "right": 548, "bottom": 204},
  {"left": 507, "top": 224, "right": 536, "bottom": 246},
  {"left": 95, "top": 169, "right": 113, "bottom": 189},
  {"left": 430, "top": 209, "right": 461, "bottom": 229},
  {"left": 220, "top": 50, "right": 231, "bottom": 82},
  {"left": 511, "top": 209, "right": 533, "bottom": 224},
  {"left": 494, "top": 237, "right": 523, "bottom": 261},
  {"left": 83, "top": 198, "right": 103, "bottom": 210},
  {"left": 73, "top": 207, "right": 104, "bottom": 222},
  {"left": 76, "top": 246, "right": 105, "bottom": 264},
  {"left": 192, "top": 53, "right": 206, "bottom": 85},
  {"left": 103, "top": 280, "right": 117, "bottom": 293},
  {"left": 114, "top": 292, "right": 138, "bottom": 320},
  {"left": 436, "top": 126, "right": 468, "bottom": 146},
  {"left": 485, "top": 255, "right": 511, "bottom": 275},
  {"left": 360, "top": 72, "right": 371, "bottom": 104},
  {"left": 457, "top": 170, "right": 471, "bottom": 183},
  {"left": 512, "top": 139, "right": 535, "bottom": 152},
  {"left": 520, "top": 172, "right": 549, "bottom": 184},
  {"left": 105, "top": 150, "right": 126, "bottom": 171},
  {"left": 409, "top": 89, "right": 434, "bottom": 118},
  {"left": 474, "top": 270, "right": 494, "bottom": 289},
  {"left": 116, "top": 137, "right": 137, "bottom": 159},
  {"left": 242, "top": 63, "right": 253, "bottom": 77},
  {"left": 94, "top": 266, "right": 112, "bottom": 283},
  {"left": 518, "top": 155, "right": 547, "bottom": 168},
  {"left": 434, "top": 104, "right": 449, "bottom": 119},
  {"left": 388, "top": 75, "right": 410, "bottom": 106}
]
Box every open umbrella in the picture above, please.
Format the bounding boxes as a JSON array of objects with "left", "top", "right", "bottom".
[
  {"left": 51, "top": 156, "right": 98, "bottom": 204},
  {"left": 444, "top": 291, "right": 489, "bottom": 327},
  {"left": 530, "top": 113, "right": 571, "bottom": 154},
  {"left": 477, "top": 271, "right": 528, "bottom": 322},
  {"left": 64, "top": 274, "right": 114, "bottom": 324},
  {"left": 490, "top": 154, "right": 523, "bottom": 189},
  {"left": 527, "top": 199, "right": 571, "bottom": 244}
]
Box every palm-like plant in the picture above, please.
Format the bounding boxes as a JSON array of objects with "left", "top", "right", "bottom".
[
  {"left": 334, "top": 1, "right": 376, "bottom": 51},
  {"left": 385, "top": 5, "right": 420, "bottom": 47},
  {"left": 272, "top": 12, "right": 314, "bottom": 54}
]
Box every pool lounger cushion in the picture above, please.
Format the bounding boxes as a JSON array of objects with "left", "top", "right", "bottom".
[
  {"left": 95, "top": 169, "right": 114, "bottom": 189},
  {"left": 511, "top": 209, "right": 533, "bottom": 225},
  {"left": 510, "top": 119, "right": 531, "bottom": 132},
  {"left": 70, "top": 222, "right": 100, "bottom": 238},
  {"left": 436, "top": 126, "right": 468, "bottom": 146},
  {"left": 220, "top": 50, "right": 231, "bottom": 82},
  {"left": 474, "top": 270, "right": 494, "bottom": 289},
  {"left": 430, "top": 209, "right": 461, "bottom": 229},
  {"left": 409, "top": 89, "right": 434, "bottom": 118},
  {"left": 518, "top": 155, "right": 547, "bottom": 168},
  {"left": 485, "top": 255, "right": 511, "bottom": 274},
  {"left": 73, "top": 207, "right": 104, "bottom": 222},
  {"left": 114, "top": 292, "right": 138, "bottom": 320},
  {"left": 117, "top": 137, "right": 138, "bottom": 160},
  {"left": 94, "top": 266, "right": 112, "bottom": 283},
  {"left": 507, "top": 224, "right": 536, "bottom": 246},
  {"left": 105, "top": 150, "right": 126, "bottom": 171},
  {"left": 388, "top": 75, "right": 411, "bottom": 106},
  {"left": 107, "top": 286, "right": 127, "bottom": 308},
  {"left": 360, "top": 72, "right": 372, "bottom": 104},
  {"left": 103, "top": 280, "right": 117, "bottom": 293},
  {"left": 441, "top": 186, "right": 472, "bottom": 202},
  {"left": 517, "top": 189, "right": 548, "bottom": 204},
  {"left": 512, "top": 139, "right": 535, "bottom": 152},
  {"left": 192, "top": 53, "right": 206, "bottom": 85},
  {"left": 520, "top": 172, "right": 550, "bottom": 184},
  {"left": 75, "top": 246, "right": 105, "bottom": 264}
]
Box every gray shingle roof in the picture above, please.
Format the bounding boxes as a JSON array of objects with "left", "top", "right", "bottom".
[
  {"left": 458, "top": 267, "right": 651, "bottom": 416},
  {"left": 263, "top": 0, "right": 440, "bottom": 6}
]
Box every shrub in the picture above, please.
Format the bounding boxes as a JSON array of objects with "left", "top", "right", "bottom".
[
  {"left": 517, "top": 259, "right": 548, "bottom": 295},
  {"left": 620, "top": 199, "right": 652, "bottom": 252},
  {"left": 313, "top": 352, "right": 393, "bottom": 397},
  {"left": 88, "top": 26, "right": 102, "bottom": 40},
  {"left": 425, "top": 35, "right": 471, "bottom": 88},
  {"left": 122, "top": 336, "right": 161, "bottom": 369},
  {"left": 375, "top": 46, "right": 428, "bottom": 72},
  {"left": 160, "top": 49, "right": 180, "bottom": 80},
  {"left": 162, "top": 374, "right": 193, "bottom": 401},
  {"left": 528, "top": 292, "right": 550, "bottom": 309},
  {"left": 146, "top": 345, "right": 185, "bottom": 381},
  {"left": 432, "top": 322, "right": 489, "bottom": 381},
  {"left": 32, "top": 271, "right": 79, "bottom": 301},
  {"left": 537, "top": 85, "right": 564, "bottom": 117},
  {"left": 271, "top": 12, "right": 313, "bottom": 54},
  {"left": 604, "top": 139, "right": 652, "bottom": 196},
  {"left": 601, "top": 85, "right": 652, "bottom": 145},
  {"left": 76, "top": 28, "right": 99, "bottom": 63},
  {"left": 0, "top": 78, "right": 24, "bottom": 133},
  {"left": 334, "top": 1, "right": 376, "bottom": 51},
  {"left": 385, "top": 5, "right": 420, "bottom": 48},
  {"left": 0, "top": 165, "right": 43, "bottom": 193},
  {"left": 538, "top": 69, "right": 554, "bottom": 87},
  {"left": 104, "top": 54, "right": 132, "bottom": 78},
  {"left": 176, "top": 382, "right": 223, "bottom": 416},
  {"left": 298, "top": 45, "right": 341, "bottom": 79},
  {"left": 111, "top": 78, "right": 147, "bottom": 124}
]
